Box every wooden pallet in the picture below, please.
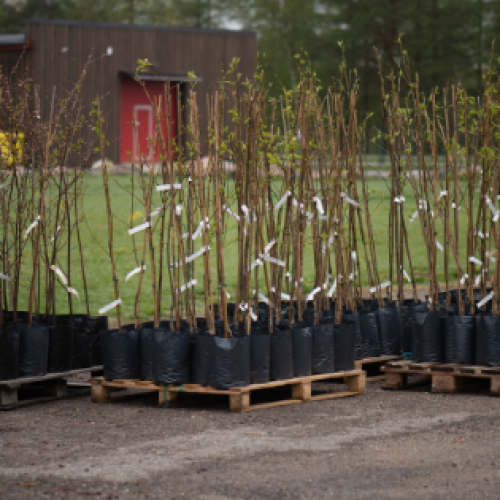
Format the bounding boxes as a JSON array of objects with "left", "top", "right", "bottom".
[
  {"left": 91, "top": 369, "right": 366, "bottom": 413},
  {"left": 354, "top": 355, "right": 404, "bottom": 382},
  {"left": 0, "top": 366, "right": 103, "bottom": 410},
  {"left": 382, "top": 360, "right": 500, "bottom": 396}
]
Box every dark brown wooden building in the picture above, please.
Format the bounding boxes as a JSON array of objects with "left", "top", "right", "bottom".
[{"left": 0, "top": 19, "right": 257, "bottom": 164}]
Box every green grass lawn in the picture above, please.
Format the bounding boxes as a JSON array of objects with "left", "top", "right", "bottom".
[{"left": 13, "top": 174, "right": 480, "bottom": 323}]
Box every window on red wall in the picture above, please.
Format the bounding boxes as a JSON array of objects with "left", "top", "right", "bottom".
[{"left": 120, "top": 78, "right": 177, "bottom": 164}]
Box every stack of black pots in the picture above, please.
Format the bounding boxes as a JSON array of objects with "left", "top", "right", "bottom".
[
  {"left": 0, "top": 311, "right": 108, "bottom": 382},
  {"left": 100, "top": 302, "right": 360, "bottom": 389}
]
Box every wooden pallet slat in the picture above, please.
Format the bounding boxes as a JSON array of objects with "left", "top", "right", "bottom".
[
  {"left": 91, "top": 369, "right": 366, "bottom": 413},
  {"left": 353, "top": 355, "right": 404, "bottom": 382},
  {"left": 0, "top": 366, "right": 103, "bottom": 410},
  {"left": 382, "top": 362, "right": 500, "bottom": 396}
]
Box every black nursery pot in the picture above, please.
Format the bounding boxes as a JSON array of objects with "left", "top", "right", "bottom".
[
  {"left": 152, "top": 328, "right": 192, "bottom": 385},
  {"left": 378, "top": 304, "right": 402, "bottom": 355},
  {"left": 47, "top": 323, "right": 72, "bottom": 373},
  {"left": 292, "top": 326, "right": 312, "bottom": 377},
  {"left": 250, "top": 330, "right": 270, "bottom": 384},
  {"left": 334, "top": 314, "right": 357, "bottom": 371},
  {"left": 18, "top": 322, "right": 49, "bottom": 377},
  {"left": 209, "top": 335, "right": 250, "bottom": 390},
  {"left": 398, "top": 300, "right": 416, "bottom": 354},
  {"left": 444, "top": 315, "right": 475, "bottom": 364},
  {"left": 192, "top": 331, "right": 212, "bottom": 385},
  {"left": 270, "top": 329, "right": 294, "bottom": 381},
  {"left": 87, "top": 316, "right": 108, "bottom": 367},
  {"left": 475, "top": 313, "right": 500, "bottom": 366},
  {"left": 411, "top": 309, "right": 443, "bottom": 362},
  {"left": 63, "top": 314, "right": 90, "bottom": 370},
  {"left": 359, "top": 308, "right": 380, "bottom": 358},
  {"left": 139, "top": 325, "right": 154, "bottom": 381},
  {"left": 312, "top": 323, "right": 334, "bottom": 374},
  {"left": 0, "top": 322, "right": 19, "bottom": 380},
  {"left": 101, "top": 327, "right": 139, "bottom": 381}
]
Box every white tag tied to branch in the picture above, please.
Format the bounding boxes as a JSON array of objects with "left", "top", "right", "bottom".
[
  {"left": 0, "top": 272, "right": 11, "bottom": 282},
  {"left": 340, "top": 192, "right": 360, "bottom": 208},
  {"left": 241, "top": 205, "right": 250, "bottom": 219},
  {"left": 125, "top": 265, "right": 146, "bottom": 282},
  {"left": 486, "top": 195, "right": 498, "bottom": 219},
  {"left": 51, "top": 225, "right": 61, "bottom": 242},
  {"left": 312, "top": 196, "right": 324, "bottom": 214},
  {"left": 322, "top": 232, "right": 337, "bottom": 253},
  {"left": 409, "top": 210, "right": 419, "bottom": 222},
  {"left": 147, "top": 205, "right": 163, "bottom": 219},
  {"left": 180, "top": 279, "right": 197, "bottom": 293},
  {"left": 98, "top": 298, "right": 122, "bottom": 315},
  {"left": 435, "top": 240, "right": 444, "bottom": 252},
  {"left": 274, "top": 190, "right": 291, "bottom": 211},
  {"left": 370, "top": 280, "right": 392, "bottom": 293},
  {"left": 259, "top": 253, "right": 285, "bottom": 267},
  {"left": 403, "top": 269, "right": 411, "bottom": 283},
  {"left": 50, "top": 265, "right": 68, "bottom": 286},
  {"left": 474, "top": 270, "right": 486, "bottom": 287},
  {"left": 249, "top": 307, "right": 257, "bottom": 322},
  {"left": 307, "top": 286, "right": 322, "bottom": 302},
  {"left": 24, "top": 215, "right": 41, "bottom": 240},
  {"left": 67, "top": 287, "right": 79, "bottom": 300},
  {"left": 460, "top": 273, "right": 468, "bottom": 285},
  {"left": 156, "top": 183, "right": 181, "bottom": 191},
  {"left": 239, "top": 303, "right": 248, "bottom": 312},
  {"left": 128, "top": 221, "right": 150, "bottom": 235},
  {"left": 257, "top": 292, "right": 273, "bottom": 307},
  {"left": 264, "top": 238, "right": 276, "bottom": 254},
  {"left": 478, "top": 291, "right": 494, "bottom": 309},
  {"left": 469, "top": 256, "right": 483, "bottom": 266},
  {"left": 249, "top": 258, "right": 263, "bottom": 271},
  {"left": 438, "top": 190, "right": 448, "bottom": 201},
  {"left": 271, "top": 287, "right": 291, "bottom": 300},
  {"left": 190, "top": 217, "right": 211, "bottom": 240},
  {"left": 327, "top": 276, "right": 340, "bottom": 298},
  {"left": 186, "top": 245, "right": 210, "bottom": 264},
  {"left": 394, "top": 195, "right": 405, "bottom": 204},
  {"left": 175, "top": 205, "right": 183, "bottom": 216},
  {"left": 223, "top": 204, "right": 240, "bottom": 222}
]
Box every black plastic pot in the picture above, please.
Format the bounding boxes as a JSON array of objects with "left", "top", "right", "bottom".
[
  {"left": 270, "top": 329, "right": 293, "bottom": 381},
  {"left": 292, "top": 326, "right": 312, "bottom": 377},
  {"left": 398, "top": 301, "right": 415, "bottom": 353},
  {"left": 101, "top": 328, "right": 139, "bottom": 381},
  {"left": 47, "top": 323, "right": 72, "bottom": 373},
  {"left": 378, "top": 304, "right": 402, "bottom": 355},
  {"left": 192, "top": 330, "right": 212, "bottom": 385},
  {"left": 359, "top": 308, "right": 381, "bottom": 358},
  {"left": 475, "top": 313, "right": 500, "bottom": 366},
  {"left": 87, "top": 316, "right": 108, "bottom": 367},
  {"left": 18, "top": 322, "right": 49, "bottom": 377},
  {"left": 66, "top": 315, "right": 90, "bottom": 370},
  {"left": 353, "top": 313, "right": 363, "bottom": 360},
  {"left": 152, "top": 328, "right": 192, "bottom": 385},
  {"left": 209, "top": 335, "right": 250, "bottom": 390},
  {"left": 312, "top": 324, "right": 334, "bottom": 374},
  {"left": 334, "top": 314, "right": 357, "bottom": 371},
  {"left": 139, "top": 326, "right": 154, "bottom": 381},
  {"left": 250, "top": 330, "right": 270, "bottom": 384},
  {"left": 444, "top": 315, "right": 475, "bottom": 364},
  {"left": 412, "top": 309, "right": 443, "bottom": 362},
  {"left": 0, "top": 322, "right": 19, "bottom": 380}
]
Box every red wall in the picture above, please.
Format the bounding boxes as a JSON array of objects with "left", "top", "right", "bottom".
[{"left": 120, "top": 78, "right": 177, "bottom": 164}]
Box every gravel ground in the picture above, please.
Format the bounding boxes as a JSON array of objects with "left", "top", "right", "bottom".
[{"left": 1, "top": 378, "right": 500, "bottom": 499}]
